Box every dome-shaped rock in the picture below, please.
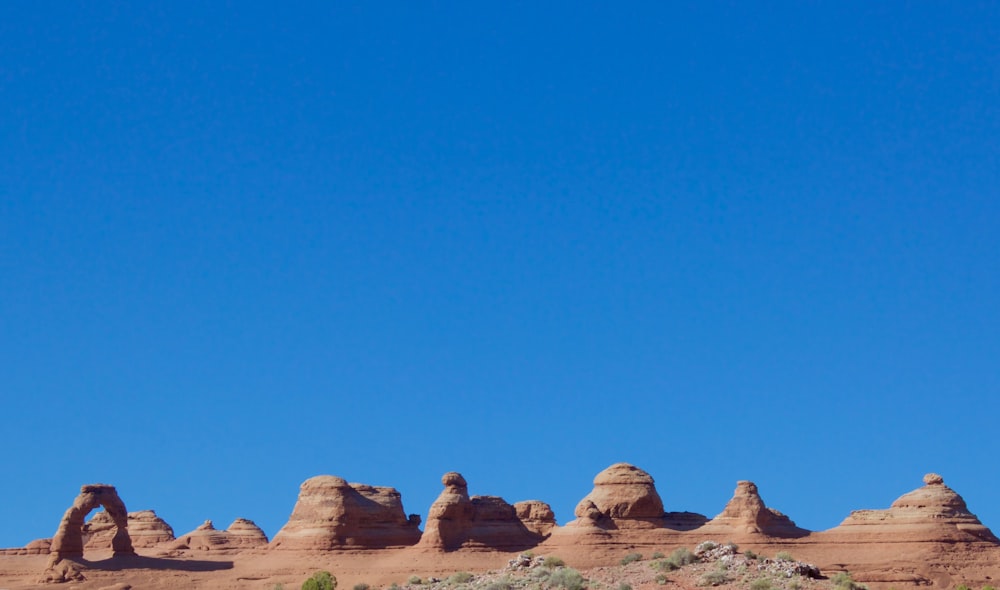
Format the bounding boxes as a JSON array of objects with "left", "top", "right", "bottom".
[{"left": 269, "top": 475, "right": 421, "bottom": 550}]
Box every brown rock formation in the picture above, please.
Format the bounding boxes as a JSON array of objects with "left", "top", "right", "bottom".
[
  {"left": 826, "top": 473, "right": 998, "bottom": 543},
  {"left": 84, "top": 510, "right": 175, "bottom": 549},
  {"left": 170, "top": 518, "right": 266, "bottom": 550},
  {"left": 514, "top": 501, "right": 557, "bottom": 537},
  {"left": 50, "top": 484, "right": 134, "bottom": 560},
  {"left": 269, "top": 475, "right": 421, "bottom": 550},
  {"left": 224, "top": 518, "right": 269, "bottom": 547},
  {"left": 419, "top": 472, "right": 554, "bottom": 550},
  {"left": 699, "top": 481, "right": 808, "bottom": 538},
  {"left": 570, "top": 463, "right": 665, "bottom": 528}
]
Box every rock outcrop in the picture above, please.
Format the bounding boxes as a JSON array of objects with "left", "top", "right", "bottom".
[
  {"left": 699, "top": 481, "right": 808, "bottom": 538},
  {"left": 171, "top": 518, "right": 268, "bottom": 550},
  {"left": 827, "top": 473, "right": 999, "bottom": 543},
  {"left": 84, "top": 510, "right": 175, "bottom": 549},
  {"left": 419, "top": 472, "right": 555, "bottom": 550},
  {"left": 269, "top": 475, "right": 421, "bottom": 550},
  {"left": 570, "top": 463, "right": 666, "bottom": 528},
  {"left": 514, "top": 501, "right": 557, "bottom": 537},
  {"left": 50, "top": 484, "right": 135, "bottom": 560},
  {"left": 224, "top": 518, "right": 269, "bottom": 547},
  {"left": 42, "top": 484, "right": 135, "bottom": 583}
]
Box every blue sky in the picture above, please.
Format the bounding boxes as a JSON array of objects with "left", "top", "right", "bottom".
[{"left": 1, "top": 2, "right": 998, "bottom": 547}]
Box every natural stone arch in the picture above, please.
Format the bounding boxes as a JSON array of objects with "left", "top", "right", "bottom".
[{"left": 50, "top": 484, "right": 135, "bottom": 560}]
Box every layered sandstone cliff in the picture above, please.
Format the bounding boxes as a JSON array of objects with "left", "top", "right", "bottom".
[{"left": 270, "top": 475, "right": 421, "bottom": 550}]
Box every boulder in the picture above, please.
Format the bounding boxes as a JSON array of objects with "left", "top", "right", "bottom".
[{"left": 270, "top": 475, "right": 421, "bottom": 550}]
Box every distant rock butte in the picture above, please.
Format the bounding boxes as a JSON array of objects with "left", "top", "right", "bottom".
[
  {"left": 419, "top": 472, "right": 555, "bottom": 550},
  {"left": 269, "top": 475, "right": 421, "bottom": 550},
  {"left": 84, "top": 510, "right": 175, "bottom": 549},
  {"left": 827, "top": 473, "right": 999, "bottom": 543},
  {"left": 570, "top": 463, "right": 668, "bottom": 528},
  {"left": 171, "top": 518, "right": 268, "bottom": 550},
  {"left": 699, "top": 480, "right": 808, "bottom": 538}
]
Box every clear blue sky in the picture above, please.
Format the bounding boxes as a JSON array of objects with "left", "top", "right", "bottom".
[{"left": 2, "top": 2, "right": 998, "bottom": 548}]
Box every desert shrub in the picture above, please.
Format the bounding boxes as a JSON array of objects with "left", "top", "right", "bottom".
[
  {"left": 956, "top": 586, "right": 972, "bottom": 590},
  {"left": 408, "top": 576, "right": 422, "bottom": 585},
  {"left": 696, "top": 541, "right": 717, "bottom": 553},
  {"left": 485, "top": 577, "right": 515, "bottom": 590},
  {"left": 668, "top": 547, "right": 697, "bottom": 567},
  {"left": 831, "top": 572, "right": 867, "bottom": 590},
  {"left": 618, "top": 584, "right": 632, "bottom": 590},
  {"left": 750, "top": 579, "right": 771, "bottom": 590},
  {"left": 699, "top": 570, "right": 730, "bottom": 586},
  {"left": 744, "top": 550, "right": 758, "bottom": 560},
  {"left": 651, "top": 551, "right": 665, "bottom": 559},
  {"left": 653, "top": 559, "right": 677, "bottom": 572},
  {"left": 983, "top": 586, "right": 996, "bottom": 590},
  {"left": 725, "top": 542, "right": 739, "bottom": 552},
  {"left": 788, "top": 580, "right": 802, "bottom": 590},
  {"left": 302, "top": 571, "right": 337, "bottom": 590},
  {"left": 620, "top": 552, "right": 642, "bottom": 565},
  {"left": 655, "top": 574, "right": 668, "bottom": 585},
  {"left": 388, "top": 584, "right": 400, "bottom": 590},
  {"left": 449, "top": 572, "right": 474, "bottom": 584},
  {"left": 547, "top": 567, "right": 585, "bottom": 590},
  {"left": 775, "top": 551, "right": 794, "bottom": 562},
  {"left": 543, "top": 556, "right": 566, "bottom": 568},
  {"left": 354, "top": 583, "right": 370, "bottom": 590}
]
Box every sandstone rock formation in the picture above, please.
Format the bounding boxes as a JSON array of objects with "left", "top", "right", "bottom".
[
  {"left": 827, "top": 473, "right": 998, "bottom": 543},
  {"left": 170, "top": 518, "right": 267, "bottom": 550},
  {"left": 270, "top": 475, "right": 421, "bottom": 550},
  {"left": 224, "top": 518, "right": 269, "bottom": 547},
  {"left": 419, "top": 472, "right": 555, "bottom": 550},
  {"left": 514, "top": 501, "right": 557, "bottom": 537},
  {"left": 698, "top": 481, "right": 808, "bottom": 538},
  {"left": 570, "top": 463, "right": 666, "bottom": 528},
  {"left": 41, "top": 484, "right": 135, "bottom": 583},
  {"left": 84, "top": 510, "right": 175, "bottom": 549},
  {"left": 50, "top": 484, "right": 134, "bottom": 560}
]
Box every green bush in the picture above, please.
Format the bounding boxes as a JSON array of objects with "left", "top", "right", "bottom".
[
  {"left": 651, "top": 551, "right": 665, "bottom": 560},
  {"left": 484, "top": 577, "right": 515, "bottom": 590},
  {"left": 983, "top": 586, "right": 996, "bottom": 590},
  {"left": 668, "top": 547, "right": 697, "bottom": 567},
  {"left": 449, "top": 572, "right": 474, "bottom": 584},
  {"left": 547, "top": 567, "right": 585, "bottom": 590},
  {"left": 353, "top": 584, "right": 370, "bottom": 590},
  {"left": 542, "top": 556, "right": 566, "bottom": 568},
  {"left": 408, "top": 576, "right": 422, "bottom": 585},
  {"left": 620, "top": 552, "right": 642, "bottom": 565},
  {"left": 831, "top": 571, "right": 868, "bottom": 590},
  {"left": 956, "top": 586, "right": 972, "bottom": 590},
  {"left": 654, "top": 574, "right": 668, "bottom": 585},
  {"left": 775, "top": 551, "right": 794, "bottom": 562},
  {"left": 618, "top": 584, "right": 632, "bottom": 590},
  {"left": 788, "top": 580, "right": 802, "bottom": 590},
  {"left": 750, "top": 579, "right": 771, "bottom": 590},
  {"left": 744, "top": 550, "right": 757, "bottom": 560},
  {"left": 302, "top": 571, "right": 337, "bottom": 590},
  {"left": 698, "top": 570, "right": 729, "bottom": 586}
]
